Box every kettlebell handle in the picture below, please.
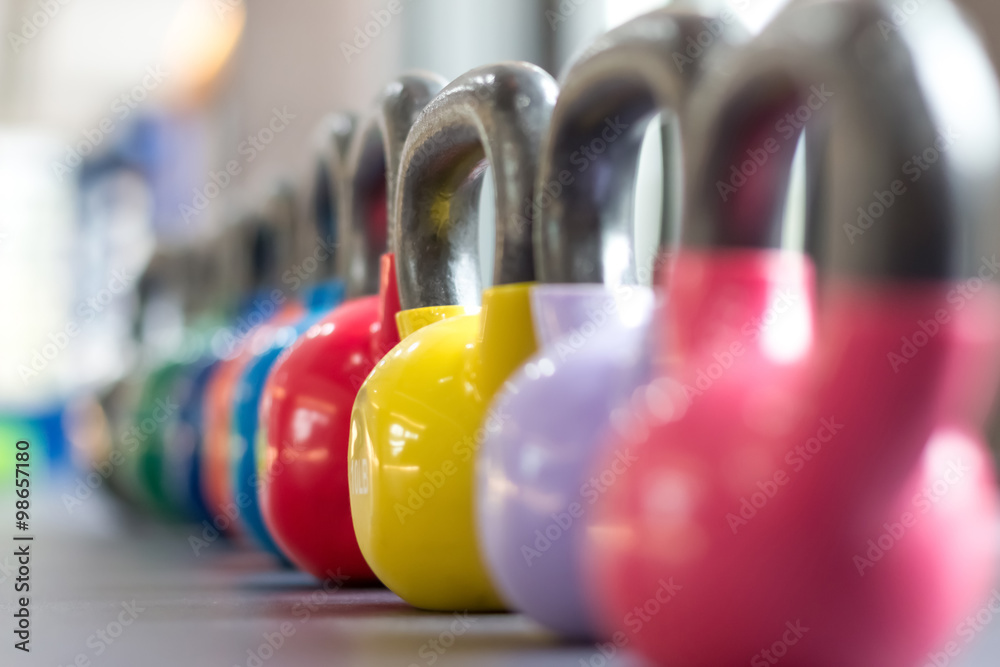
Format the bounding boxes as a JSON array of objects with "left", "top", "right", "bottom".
[
  {"left": 243, "top": 207, "right": 283, "bottom": 295},
  {"left": 339, "top": 73, "right": 447, "bottom": 298},
  {"left": 684, "top": 0, "right": 1000, "bottom": 280},
  {"left": 534, "top": 5, "right": 748, "bottom": 287},
  {"left": 302, "top": 113, "right": 354, "bottom": 282},
  {"left": 268, "top": 181, "right": 300, "bottom": 282},
  {"left": 214, "top": 215, "right": 261, "bottom": 309},
  {"left": 394, "top": 62, "right": 559, "bottom": 311}
]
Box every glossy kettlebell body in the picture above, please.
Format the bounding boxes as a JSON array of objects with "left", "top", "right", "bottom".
[
  {"left": 589, "top": 251, "right": 1000, "bottom": 667},
  {"left": 230, "top": 279, "right": 345, "bottom": 557},
  {"left": 144, "top": 311, "right": 230, "bottom": 520},
  {"left": 583, "top": 0, "right": 1000, "bottom": 664},
  {"left": 258, "top": 75, "right": 443, "bottom": 580},
  {"left": 200, "top": 199, "right": 304, "bottom": 536},
  {"left": 133, "top": 360, "right": 191, "bottom": 517},
  {"left": 348, "top": 62, "right": 558, "bottom": 610},
  {"left": 476, "top": 284, "right": 654, "bottom": 631},
  {"left": 230, "top": 133, "right": 357, "bottom": 558},
  {"left": 351, "top": 284, "right": 534, "bottom": 609},
  {"left": 202, "top": 296, "right": 302, "bottom": 534},
  {"left": 161, "top": 349, "right": 219, "bottom": 522},
  {"left": 474, "top": 6, "right": 748, "bottom": 638},
  {"left": 156, "top": 228, "right": 255, "bottom": 523},
  {"left": 118, "top": 247, "right": 208, "bottom": 517}
]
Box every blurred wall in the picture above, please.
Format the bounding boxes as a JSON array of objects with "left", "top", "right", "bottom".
[
  {"left": 213, "top": 0, "right": 404, "bottom": 213},
  {"left": 4, "top": 0, "right": 1000, "bottom": 408},
  {"left": 963, "top": 0, "right": 1000, "bottom": 65}
]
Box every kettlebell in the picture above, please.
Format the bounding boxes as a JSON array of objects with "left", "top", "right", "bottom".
[
  {"left": 159, "top": 235, "right": 233, "bottom": 523},
  {"left": 475, "top": 4, "right": 750, "bottom": 639},
  {"left": 158, "top": 219, "right": 274, "bottom": 524},
  {"left": 258, "top": 74, "right": 445, "bottom": 581},
  {"left": 348, "top": 62, "right": 558, "bottom": 611},
  {"left": 584, "top": 1, "right": 1000, "bottom": 665},
  {"left": 229, "top": 123, "right": 359, "bottom": 559},
  {"left": 132, "top": 242, "right": 244, "bottom": 520},
  {"left": 113, "top": 247, "right": 191, "bottom": 515},
  {"left": 201, "top": 206, "right": 305, "bottom": 537},
  {"left": 141, "top": 239, "right": 236, "bottom": 521}
]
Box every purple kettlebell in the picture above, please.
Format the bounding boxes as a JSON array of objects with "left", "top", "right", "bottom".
[{"left": 475, "top": 5, "right": 747, "bottom": 639}]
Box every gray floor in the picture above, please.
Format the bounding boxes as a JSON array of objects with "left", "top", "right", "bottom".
[{"left": 2, "top": 484, "right": 999, "bottom": 666}]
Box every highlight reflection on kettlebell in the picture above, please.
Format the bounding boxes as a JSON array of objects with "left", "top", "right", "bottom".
[
  {"left": 583, "top": 2, "right": 1000, "bottom": 666},
  {"left": 348, "top": 61, "right": 558, "bottom": 611},
  {"left": 258, "top": 74, "right": 444, "bottom": 581},
  {"left": 55, "top": 1, "right": 1000, "bottom": 665},
  {"left": 475, "top": 4, "right": 749, "bottom": 640}
]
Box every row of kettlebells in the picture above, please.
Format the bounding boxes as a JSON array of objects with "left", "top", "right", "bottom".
[{"left": 101, "top": 0, "right": 1000, "bottom": 665}]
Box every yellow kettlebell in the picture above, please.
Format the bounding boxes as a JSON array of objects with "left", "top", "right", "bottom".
[{"left": 348, "top": 62, "right": 558, "bottom": 611}]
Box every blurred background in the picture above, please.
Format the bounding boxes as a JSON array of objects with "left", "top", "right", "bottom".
[
  {"left": 2, "top": 3, "right": 1000, "bottom": 666},
  {"left": 0, "top": 0, "right": 999, "bottom": 477}
]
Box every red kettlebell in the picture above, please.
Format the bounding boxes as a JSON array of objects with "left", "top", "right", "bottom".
[
  {"left": 257, "top": 73, "right": 445, "bottom": 581},
  {"left": 583, "top": 1, "right": 1000, "bottom": 665}
]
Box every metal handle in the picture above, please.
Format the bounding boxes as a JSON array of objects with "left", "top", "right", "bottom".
[
  {"left": 685, "top": 0, "right": 1000, "bottom": 280},
  {"left": 212, "top": 215, "right": 258, "bottom": 310},
  {"left": 339, "top": 73, "right": 447, "bottom": 297},
  {"left": 302, "top": 113, "right": 355, "bottom": 282},
  {"left": 260, "top": 182, "right": 298, "bottom": 288},
  {"left": 181, "top": 238, "right": 223, "bottom": 317},
  {"left": 534, "top": 4, "right": 748, "bottom": 287},
  {"left": 394, "top": 62, "right": 559, "bottom": 311}
]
